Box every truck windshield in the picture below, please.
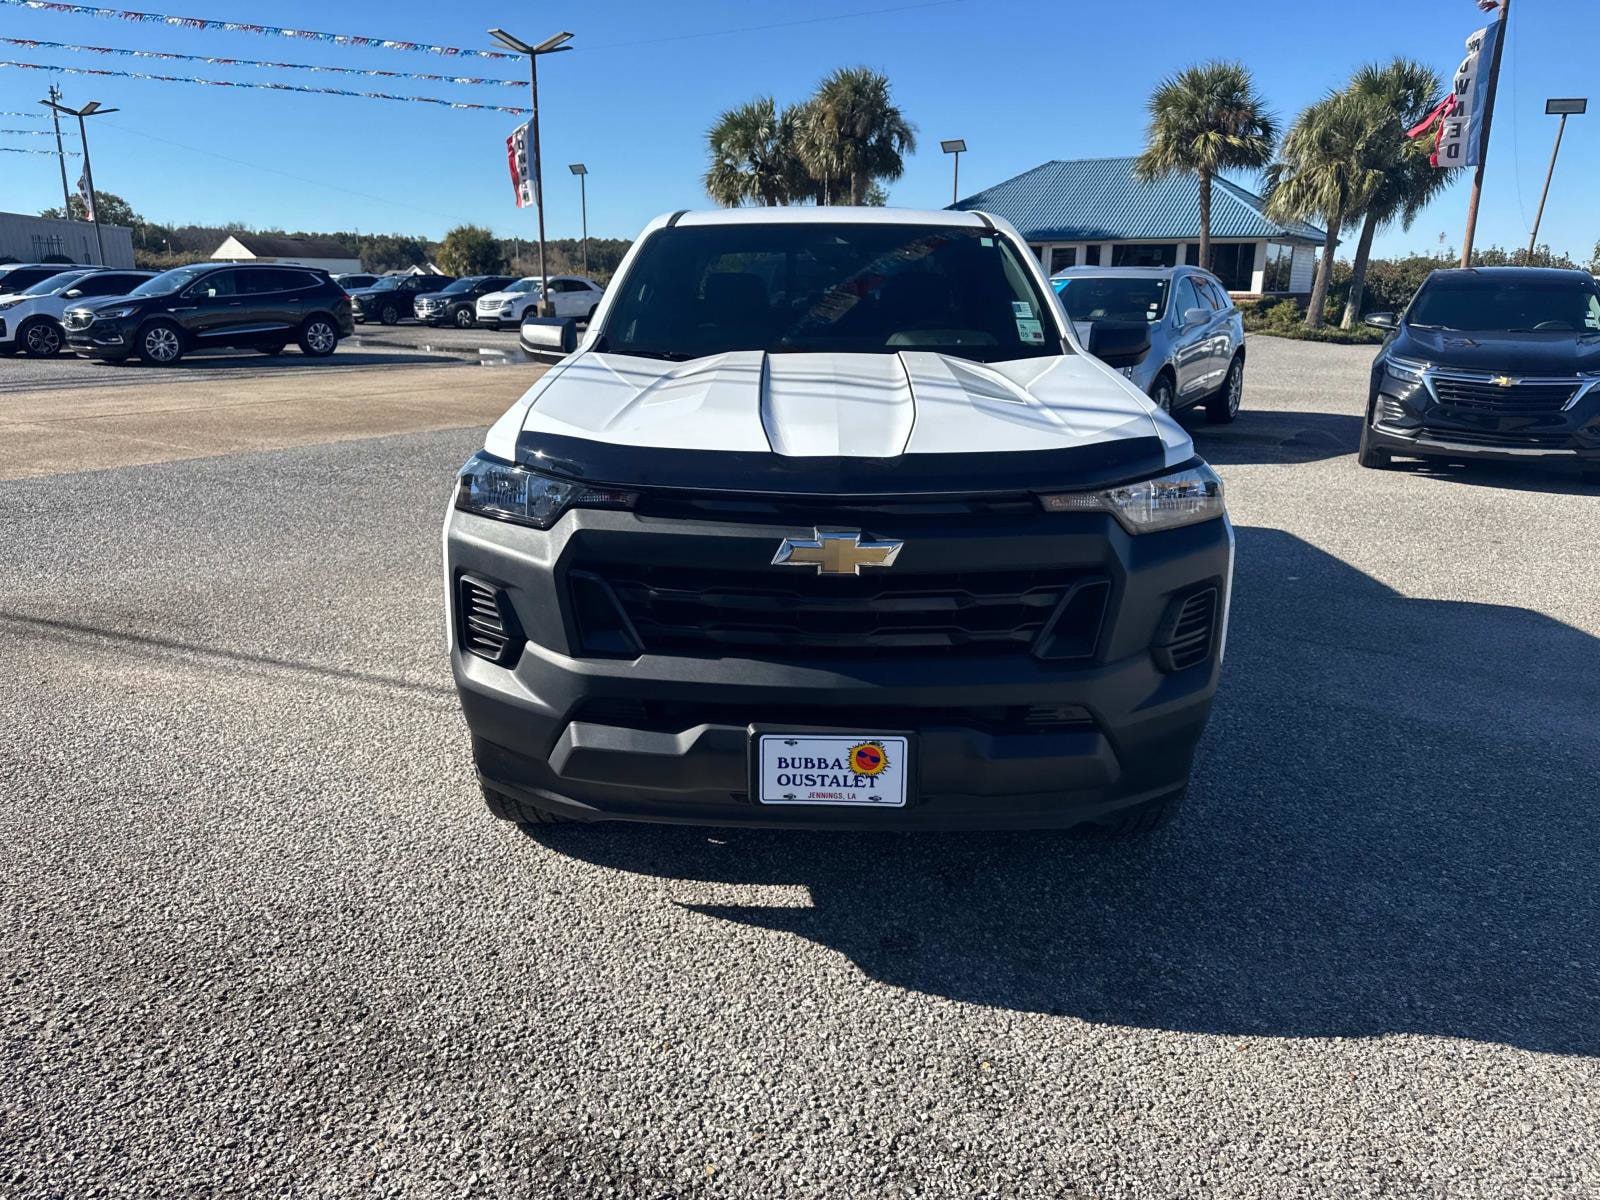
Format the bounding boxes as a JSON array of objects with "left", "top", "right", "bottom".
[
  {"left": 596, "top": 222, "right": 1064, "bottom": 362},
  {"left": 1409, "top": 277, "right": 1600, "bottom": 333},
  {"left": 1054, "top": 276, "right": 1169, "bottom": 323}
]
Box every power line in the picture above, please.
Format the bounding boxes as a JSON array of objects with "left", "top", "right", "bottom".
[
  {"left": 0, "top": 37, "right": 523, "bottom": 88},
  {"left": 0, "top": 59, "right": 528, "bottom": 113}
]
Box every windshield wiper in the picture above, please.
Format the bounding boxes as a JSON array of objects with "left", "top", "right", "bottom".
[{"left": 608, "top": 347, "right": 692, "bottom": 362}]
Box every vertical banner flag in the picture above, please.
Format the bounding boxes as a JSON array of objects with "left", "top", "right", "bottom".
[
  {"left": 1432, "top": 15, "right": 1503, "bottom": 167},
  {"left": 76, "top": 171, "right": 95, "bottom": 221},
  {"left": 506, "top": 121, "right": 536, "bottom": 209}
]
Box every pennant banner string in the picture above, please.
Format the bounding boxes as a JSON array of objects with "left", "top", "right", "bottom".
[
  {"left": 0, "top": 1, "right": 521, "bottom": 60},
  {"left": 1, "top": 144, "right": 80, "bottom": 153},
  {"left": 0, "top": 37, "right": 524, "bottom": 86},
  {"left": 0, "top": 60, "right": 530, "bottom": 113}
]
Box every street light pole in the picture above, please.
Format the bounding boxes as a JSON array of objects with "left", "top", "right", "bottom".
[
  {"left": 1526, "top": 97, "right": 1586, "bottom": 264},
  {"left": 489, "top": 28, "right": 573, "bottom": 317},
  {"left": 42, "top": 97, "right": 117, "bottom": 265},
  {"left": 940, "top": 139, "right": 967, "bottom": 206},
  {"left": 569, "top": 163, "right": 588, "bottom": 276}
]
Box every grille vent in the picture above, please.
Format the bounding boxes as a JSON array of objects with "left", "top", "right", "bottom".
[
  {"left": 1153, "top": 587, "right": 1218, "bottom": 673},
  {"left": 457, "top": 575, "right": 523, "bottom": 666}
]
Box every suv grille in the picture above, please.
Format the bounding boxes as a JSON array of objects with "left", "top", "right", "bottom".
[
  {"left": 1431, "top": 376, "right": 1578, "bottom": 413},
  {"left": 457, "top": 575, "right": 523, "bottom": 665},
  {"left": 581, "top": 562, "right": 1108, "bottom": 659},
  {"left": 1423, "top": 427, "right": 1574, "bottom": 450}
]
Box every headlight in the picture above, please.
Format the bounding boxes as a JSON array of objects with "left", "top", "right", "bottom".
[
  {"left": 1384, "top": 356, "right": 1429, "bottom": 385},
  {"left": 454, "top": 451, "right": 636, "bottom": 530},
  {"left": 0, "top": 298, "right": 21, "bottom": 311},
  {"left": 95, "top": 305, "right": 138, "bottom": 320},
  {"left": 1039, "top": 462, "right": 1226, "bottom": 534}
]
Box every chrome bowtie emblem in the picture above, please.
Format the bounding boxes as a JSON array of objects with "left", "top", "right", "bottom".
[
  {"left": 1492, "top": 375, "right": 1517, "bottom": 388},
  {"left": 772, "top": 529, "right": 903, "bottom": 576}
]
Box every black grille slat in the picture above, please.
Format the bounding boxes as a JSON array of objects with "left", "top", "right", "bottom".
[
  {"left": 583, "top": 563, "right": 1105, "bottom": 659},
  {"left": 1422, "top": 427, "right": 1573, "bottom": 449},
  {"left": 1432, "top": 378, "right": 1576, "bottom": 413},
  {"left": 1154, "top": 588, "right": 1217, "bottom": 673},
  {"left": 457, "top": 576, "right": 522, "bottom": 665}
]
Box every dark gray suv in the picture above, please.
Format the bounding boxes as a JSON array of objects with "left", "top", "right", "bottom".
[{"left": 1053, "top": 265, "right": 1246, "bottom": 422}]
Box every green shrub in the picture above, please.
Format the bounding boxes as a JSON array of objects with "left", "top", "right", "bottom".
[{"left": 1247, "top": 323, "right": 1386, "bottom": 345}]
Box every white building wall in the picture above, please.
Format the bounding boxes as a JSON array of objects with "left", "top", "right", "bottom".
[
  {"left": 1289, "top": 244, "right": 1317, "bottom": 293},
  {"left": 0, "top": 211, "right": 135, "bottom": 267}
]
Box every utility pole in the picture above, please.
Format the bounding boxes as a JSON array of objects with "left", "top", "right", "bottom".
[
  {"left": 44, "top": 85, "right": 72, "bottom": 216},
  {"left": 42, "top": 97, "right": 117, "bottom": 265},
  {"left": 569, "top": 163, "right": 588, "bottom": 275},
  {"left": 1460, "top": 0, "right": 1510, "bottom": 267},
  {"left": 1526, "top": 97, "right": 1586, "bottom": 263},
  {"left": 489, "top": 28, "right": 572, "bottom": 317}
]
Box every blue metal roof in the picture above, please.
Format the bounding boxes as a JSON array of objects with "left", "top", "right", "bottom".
[{"left": 950, "top": 156, "right": 1326, "bottom": 244}]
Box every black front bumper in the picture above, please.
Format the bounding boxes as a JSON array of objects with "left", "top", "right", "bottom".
[
  {"left": 1367, "top": 371, "right": 1600, "bottom": 465},
  {"left": 66, "top": 318, "right": 134, "bottom": 359},
  {"left": 445, "top": 501, "right": 1233, "bottom": 830}
]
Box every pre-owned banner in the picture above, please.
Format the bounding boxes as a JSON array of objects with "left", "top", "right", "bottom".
[
  {"left": 1434, "top": 15, "right": 1502, "bottom": 168},
  {"left": 506, "top": 122, "right": 537, "bottom": 209}
]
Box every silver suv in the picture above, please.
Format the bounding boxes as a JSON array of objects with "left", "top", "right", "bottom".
[{"left": 1052, "top": 265, "right": 1245, "bottom": 422}]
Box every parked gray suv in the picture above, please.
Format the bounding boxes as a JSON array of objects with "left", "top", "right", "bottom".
[{"left": 1052, "top": 265, "right": 1245, "bottom": 422}]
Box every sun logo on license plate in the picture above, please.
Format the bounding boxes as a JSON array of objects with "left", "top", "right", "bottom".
[{"left": 848, "top": 741, "right": 889, "bottom": 776}]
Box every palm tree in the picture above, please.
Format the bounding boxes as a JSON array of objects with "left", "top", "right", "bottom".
[
  {"left": 1266, "top": 89, "right": 1394, "bottom": 329},
  {"left": 1133, "top": 61, "right": 1277, "bottom": 269},
  {"left": 1338, "top": 59, "right": 1454, "bottom": 327},
  {"left": 704, "top": 97, "right": 810, "bottom": 207},
  {"left": 799, "top": 67, "right": 916, "bottom": 205}
]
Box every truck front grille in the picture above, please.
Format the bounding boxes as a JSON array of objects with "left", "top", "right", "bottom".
[
  {"left": 1431, "top": 376, "right": 1577, "bottom": 413},
  {"left": 581, "top": 562, "right": 1108, "bottom": 659}
]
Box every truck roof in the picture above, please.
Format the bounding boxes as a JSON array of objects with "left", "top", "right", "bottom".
[{"left": 664, "top": 206, "right": 994, "bottom": 229}]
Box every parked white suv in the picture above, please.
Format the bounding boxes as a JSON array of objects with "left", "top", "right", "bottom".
[
  {"left": 0, "top": 267, "right": 154, "bottom": 358},
  {"left": 475, "top": 274, "right": 603, "bottom": 329}
]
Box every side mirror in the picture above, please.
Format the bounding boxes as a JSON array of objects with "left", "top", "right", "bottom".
[
  {"left": 1182, "top": 306, "right": 1210, "bottom": 327},
  {"left": 1087, "top": 321, "right": 1152, "bottom": 370},
  {"left": 1363, "top": 312, "right": 1398, "bottom": 330},
  {"left": 520, "top": 315, "right": 578, "bottom": 360},
  {"left": 64, "top": 289, "right": 82, "bottom": 298}
]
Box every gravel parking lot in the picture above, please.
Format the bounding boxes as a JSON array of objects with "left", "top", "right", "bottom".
[{"left": 3, "top": 336, "right": 1598, "bottom": 1198}]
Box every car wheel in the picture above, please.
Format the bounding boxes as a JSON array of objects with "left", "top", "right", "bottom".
[
  {"left": 454, "top": 307, "right": 475, "bottom": 329},
  {"left": 379, "top": 303, "right": 400, "bottom": 325},
  {"left": 19, "top": 317, "right": 65, "bottom": 359},
  {"left": 1357, "top": 405, "right": 1391, "bottom": 468},
  {"left": 258, "top": 342, "right": 287, "bottom": 356},
  {"left": 1150, "top": 373, "right": 1176, "bottom": 414},
  {"left": 298, "top": 316, "right": 340, "bottom": 357},
  {"left": 481, "top": 782, "right": 578, "bottom": 829},
  {"left": 137, "top": 321, "right": 185, "bottom": 365},
  {"left": 1206, "top": 356, "right": 1243, "bottom": 424}
]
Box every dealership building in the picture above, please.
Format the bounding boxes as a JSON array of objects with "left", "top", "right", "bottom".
[
  {"left": 0, "top": 210, "right": 136, "bottom": 268},
  {"left": 951, "top": 156, "right": 1327, "bottom": 295}
]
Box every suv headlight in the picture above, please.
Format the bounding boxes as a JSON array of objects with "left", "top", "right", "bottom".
[
  {"left": 1039, "top": 462, "right": 1226, "bottom": 534},
  {"left": 454, "top": 451, "right": 636, "bottom": 530},
  {"left": 95, "top": 305, "right": 138, "bottom": 320},
  {"left": 0, "top": 297, "right": 22, "bottom": 311},
  {"left": 1383, "top": 355, "right": 1429, "bottom": 385}
]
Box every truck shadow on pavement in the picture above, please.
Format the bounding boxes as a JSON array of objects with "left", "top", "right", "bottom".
[
  {"left": 525, "top": 526, "right": 1600, "bottom": 1056},
  {"left": 1181, "top": 410, "right": 1363, "bottom": 465}
]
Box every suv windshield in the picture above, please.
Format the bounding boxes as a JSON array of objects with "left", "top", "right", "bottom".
[
  {"left": 1054, "top": 276, "right": 1170, "bottom": 323},
  {"left": 505, "top": 278, "right": 540, "bottom": 294},
  {"left": 22, "top": 270, "right": 91, "bottom": 296},
  {"left": 440, "top": 277, "right": 485, "bottom": 294},
  {"left": 1410, "top": 276, "right": 1600, "bottom": 333},
  {"left": 598, "top": 222, "right": 1062, "bottom": 362},
  {"left": 129, "top": 265, "right": 211, "bottom": 297}
]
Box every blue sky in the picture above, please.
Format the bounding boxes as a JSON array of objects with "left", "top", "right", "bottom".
[{"left": 1, "top": 0, "right": 1595, "bottom": 262}]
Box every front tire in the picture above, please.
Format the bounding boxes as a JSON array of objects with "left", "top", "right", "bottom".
[
  {"left": 18, "top": 317, "right": 65, "bottom": 358},
  {"left": 1093, "top": 786, "right": 1186, "bottom": 837},
  {"left": 1357, "top": 404, "right": 1391, "bottom": 468},
  {"left": 1206, "top": 355, "right": 1243, "bottom": 423},
  {"left": 298, "top": 316, "right": 340, "bottom": 357},
  {"left": 379, "top": 303, "right": 400, "bottom": 326},
  {"left": 137, "top": 321, "right": 185, "bottom": 365},
  {"left": 1150, "top": 373, "right": 1176, "bottom": 414},
  {"left": 454, "top": 307, "right": 475, "bottom": 329},
  {"left": 481, "top": 782, "right": 577, "bottom": 829}
]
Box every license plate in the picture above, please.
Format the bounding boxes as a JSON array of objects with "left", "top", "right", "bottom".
[{"left": 753, "top": 732, "right": 910, "bottom": 807}]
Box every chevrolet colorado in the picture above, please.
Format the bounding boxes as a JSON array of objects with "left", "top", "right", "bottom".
[{"left": 444, "top": 208, "right": 1233, "bottom": 832}]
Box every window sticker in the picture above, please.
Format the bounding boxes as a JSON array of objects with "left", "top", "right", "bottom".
[
  {"left": 980, "top": 237, "right": 994, "bottom": 247},
  {"left": 1011, "top": 300, "right": 1034, "bottom": 318},
  {"left": 1015, "top": 317, "right": 1045, "bottom": 345}
]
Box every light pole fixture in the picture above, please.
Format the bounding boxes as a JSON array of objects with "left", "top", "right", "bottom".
[
  {"left": 940, "top": 139, "right": 967, "bottom": 207},
  {"left": 1527, "top": 97, "right": 1586, "bottom": 262},
  {"left": 41, "top": 95, "right": 117, "bottom": 264},
  {"left": 568, "top": 163, "right": 588, "bottom": 276},
  {"left": 489, "top": 27, "right": 573, "bottom": 316}
]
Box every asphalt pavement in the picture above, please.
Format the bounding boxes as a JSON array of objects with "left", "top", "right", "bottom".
[{"left": 3, "top": 336, "right": 1598, "bottom": 1198}]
